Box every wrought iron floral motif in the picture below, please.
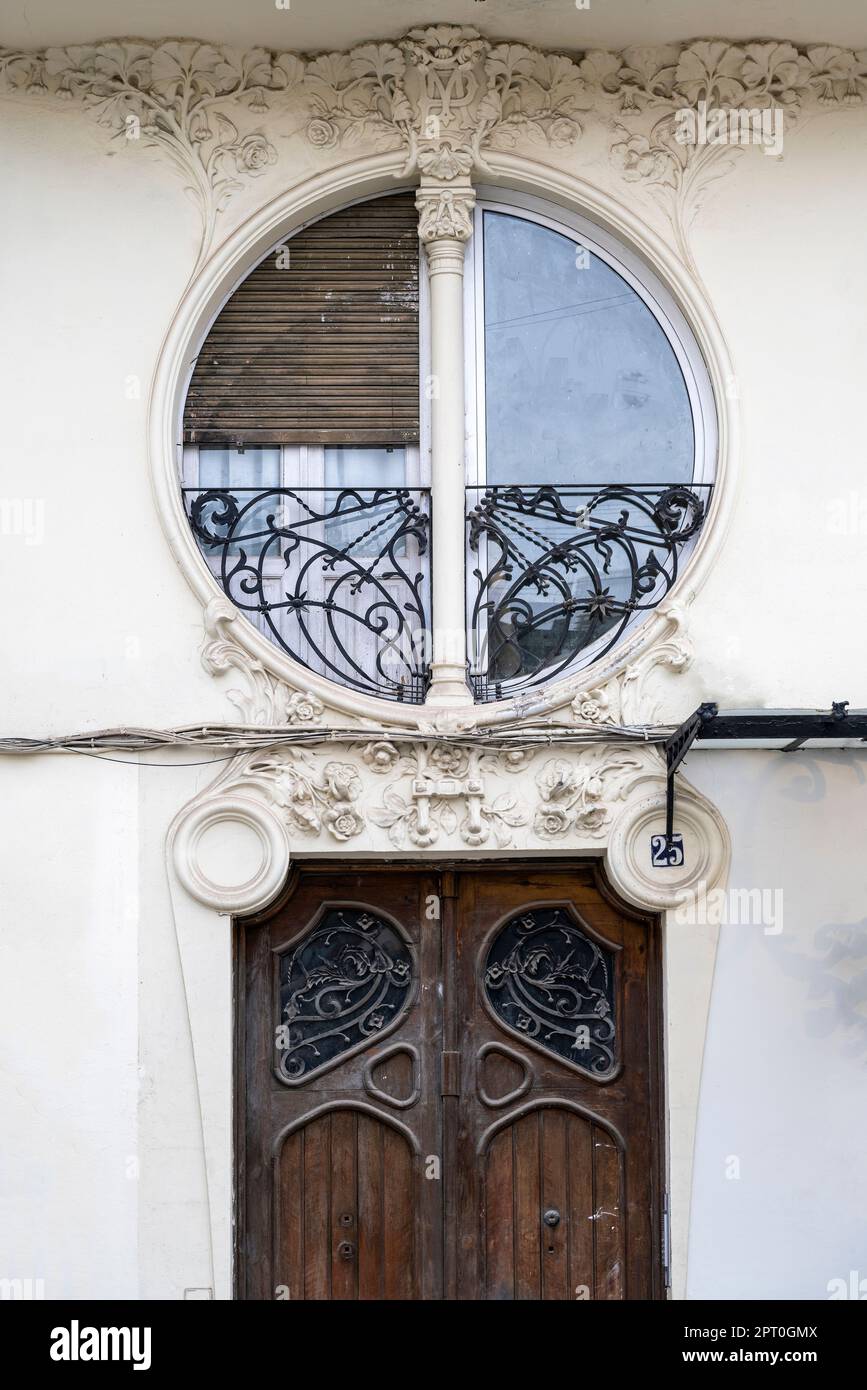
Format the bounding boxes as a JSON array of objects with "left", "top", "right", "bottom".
[
  {"left": 483, "top": 909, "right": 616, "bottom": 1076},
  {"left": 186, "top": 486, "right": 431, "bottom": 703},
  {"left": 275, "top": 909, "right": 413, "bottom": 1083},
  {"left": 467, "top": 482, "right": 709, "bottom": 700}
]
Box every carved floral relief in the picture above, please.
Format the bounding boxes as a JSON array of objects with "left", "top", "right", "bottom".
[
  {"left": 2, "top": 30, "right": 865, "bottom": 269},
  {"left": 201, "top": 733, "right": 656, "bottom": 853}
]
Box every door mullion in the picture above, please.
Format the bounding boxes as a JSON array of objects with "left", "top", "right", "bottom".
[{"left": 439, "top": 870, "right": 459, "bottom": 1300}]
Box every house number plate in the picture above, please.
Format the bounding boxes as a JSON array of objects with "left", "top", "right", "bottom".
[{"left": 650, "top": 833, "right": 684, "bottom": 868}]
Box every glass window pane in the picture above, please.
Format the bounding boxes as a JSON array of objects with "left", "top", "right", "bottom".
[
  {"left": 198, "top": 447, "right": 281, "bottom": 489},
  {"left": 324, "top": 447, "right": 407, "bottom": 490},
  {"left": 196, "top": 448, "right": 282, "bottom": 555},
  {"left": 482, "top": 212, "right": 694, "bottom": 485}
]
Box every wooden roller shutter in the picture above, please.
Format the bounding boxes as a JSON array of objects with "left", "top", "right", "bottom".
[{"left": 183, "top": 192, "right": 420, "bottom": 447}]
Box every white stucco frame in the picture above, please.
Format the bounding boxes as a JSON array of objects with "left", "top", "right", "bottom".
[
  {"left": 152, "top": 150, "right": 736, "bottom": 1302},
  {"left": 165, "top": 781, "right": 729, "bottom": 1302}
]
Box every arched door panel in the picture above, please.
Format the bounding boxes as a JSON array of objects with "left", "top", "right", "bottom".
[
  {"left": 276, "top": 1108, "right": 418, "bottom": 1300},
  {"left": 482, "top": 1107, "right": 624, "bottom": 1300}
]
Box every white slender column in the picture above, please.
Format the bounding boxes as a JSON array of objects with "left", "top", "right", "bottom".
[{"left": 417, "top": 182, "right": 475, "bottom": 706}]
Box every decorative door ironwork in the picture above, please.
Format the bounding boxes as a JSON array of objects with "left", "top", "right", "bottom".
[
  {"left": 275, "top": 907, "right": 414, "bottom": 1083},
  {"left": 482, "top": 907, "right": 616, "bottom": 1076}
]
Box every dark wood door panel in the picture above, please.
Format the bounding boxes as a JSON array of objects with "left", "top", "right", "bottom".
[
  {"left": 454, "top": 864, "right": 661, "bottom": 1300},
  {"left": 238, "top": 861, "right": 662, "bottom": 1301},
  {"left": 239, "top": 866, "right": 442, "bottom": 1300}
]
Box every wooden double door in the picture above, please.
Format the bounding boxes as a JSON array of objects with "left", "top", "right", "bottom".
[{"left": 237, "top": 863, "right": 663, "bottom": 1300}]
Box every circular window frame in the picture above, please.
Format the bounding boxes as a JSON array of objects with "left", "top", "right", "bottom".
[{"left": 150, "top": 152, "right": 737, "bottom": 729}]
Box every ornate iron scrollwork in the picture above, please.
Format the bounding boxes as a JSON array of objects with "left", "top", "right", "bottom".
[
  {"left": 483, "top": 908, "right": 616, "bottom": 1076},
  {"left": 467, "top": 482, "right": 710, "bottom": 701},
  {"left": 185, "top": 486, "right": 431, "bottom": 703},
  {"left": 275, "top": 909, "right": 413, "bottom": 1083}
]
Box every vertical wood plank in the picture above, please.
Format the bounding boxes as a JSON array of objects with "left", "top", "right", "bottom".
[
  {"left": 357, "top": 1114, "right": 385, "bottom": 1300},
  {"left": 303, "top": 1115, "right": 331, "bottom": 1299},
  {"left": 540, "top": 1109, "right": 569, "bottom": 1300},
  {"left": 277, "top": 1130, "right": 304, "bottom": 1300},
  {"left": 329, "top": 1110, "right": 358, "bottom": 1300},
  {"left": 441, "top": 871, "right": 460, "bottom": 1300},
  {"left": 484, "top": 1129, "right": 516, "bottom": 1299},
  {"left": 564, "top": 1115, "right": 595, "bottom": 1300},
  {"left": 382, "top": 1127, "right": 415, "bottom": 1299},
  {"left": 513, "top": 1114, "right": 542, "bottom": 1299},
  {"left": 593, "top": 1126, "right": 625, "bottom": 1300}
]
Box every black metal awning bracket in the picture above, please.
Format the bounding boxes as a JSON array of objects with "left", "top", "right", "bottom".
[{"left": 662, "top": 702, "right": 719, "bottom": 845}]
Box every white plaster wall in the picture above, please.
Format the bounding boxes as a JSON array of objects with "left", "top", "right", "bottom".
[
  {"left": 0, "top": 753, "right": 233, "bottom": 1300},
  {"left": 3, "top": 27, "right": 867, "bottom": 1302},
  {"left": 685, "top": 751, "right": 867, "bottom": 1300},
  {"left": 0, "top": 757, "right": 140, "bottom": 1298},
  {"left": 682, "top": 112, "right": 867, "bottom": 711},
  {"left": 0, "top": 100, "right": 229, "bottom": 736}
]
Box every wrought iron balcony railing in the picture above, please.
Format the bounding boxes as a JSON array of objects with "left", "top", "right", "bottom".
[
  {"left": 184, "top": 486, "right": 431, "bottom": 704},
  {"left": 467, "top": 482, "right": 711, "bottom": 703},
  {"left": 184, "top": 479, "right": 710, "bottom": 707}
]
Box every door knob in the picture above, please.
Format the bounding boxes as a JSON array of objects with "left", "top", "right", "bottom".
[{"left": 543, "top": 1208, "right": 561, "bottom": 1227}]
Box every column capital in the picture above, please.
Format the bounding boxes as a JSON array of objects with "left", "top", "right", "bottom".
[{"left": 415, "top": 181, "right": 476, "bottom": 246}]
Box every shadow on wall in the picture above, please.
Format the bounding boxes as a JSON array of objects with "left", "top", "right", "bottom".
[{"left": 767, "top": 752, "right": 867, "bottom": 1061}]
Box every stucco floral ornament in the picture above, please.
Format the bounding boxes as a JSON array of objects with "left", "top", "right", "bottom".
[
  {"left": 417, "top": 140, "right": 473, "bottom": 181},
  {"left": 360, "top": 740, "right": 402, "bottom": 774},
  {"left": 602, "top": 38, "right": 867, "bottom": 279},
  {"left": 283, "top": 690, "right": 324, "bottom": 725},
  {"left": 610, "top": 129, "right": 679, "bottom": 188},
  {"left": 305, "top": 116, "right": 339, "bottom": 148},
  {"left": 322, "top": 803, "right": 365, "bottom": 841},
  {"left": 533, "top": 751, "right": 643, "bottom": 840},
  {"left": 738, "top": 43, "right": 811, "bottom": 106},
  {"left": 370, "top": 788, "right": 438, "bottom": 848},
  {"left": 614, "top": 46, "right": 679, "bottom": 110},
  {"left": 571, "top": 687, "right": 615, "bottom": 725},
  {"left": 200, "top": 598, "right": 332, "bottom": 726},
  {"left": 429, "top": 744, "right": 469, "bottom": 777},
  {"left": 482, "top": 45, "right": 587, "bottom": 155},
  {"left": 233, "top": 131, "right": 277, "bottom": 173},
  {"left": 369, "top": 742, "right": 528, "bottom": 849},
  {"left": 497, "top": 747, "right": 534, "bottom": 773},
  {"left": 230, "top": 751, "right": 366, "bottom": 842},
  {"left": 369, "top": 783, "right": 527, "bottom": 849},
  {"left": 804, "top": 45, "right": 866, "bottom": 105},
  {"left": 400, "top": 25, "right": 489, "bottom": 72},
  {"left": 298, "top": 25, "right": 589, "bottom": 180}
]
